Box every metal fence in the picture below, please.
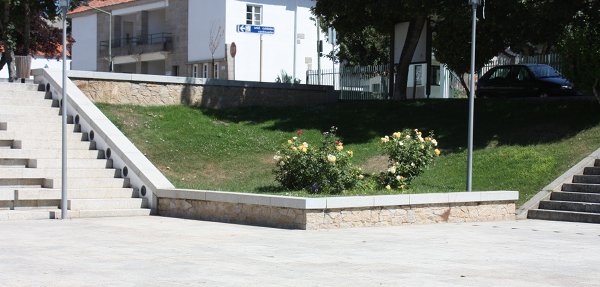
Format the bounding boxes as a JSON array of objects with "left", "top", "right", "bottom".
[
  {"left": 307, "top": 64, "right": 390, "bottom": 100},
  {"left": 480, "top": 53, "right": 561, "bottom": 75}
]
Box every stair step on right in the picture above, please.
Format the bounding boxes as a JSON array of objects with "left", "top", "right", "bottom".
[
  {"left": 562, "top": 183, "right": 600, "bottom": 193},
  {"left": 550, "top": 191, "right": 600, "bottom": 203},
  {"left": 0, "top": 187, "right": 136, "bottom": 200},
  {"left": 0, "top": 83, "right": 44, "bottom": 92},
  {"left": 539, "top": 200, "right": 600, "bottom": 213},
  {"left": 572, "top": 175, "right": 600, "bottom": 184},
  {"left": 528, "top": 209, "right": 600, "bottom": 224},
  {"left": 583, "top": 167, "right": 600, "bottom": 175}
]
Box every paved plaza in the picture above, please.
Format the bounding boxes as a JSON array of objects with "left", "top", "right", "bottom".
[{"left": 1, "top": 216, "right": 599, "bottom": 286}]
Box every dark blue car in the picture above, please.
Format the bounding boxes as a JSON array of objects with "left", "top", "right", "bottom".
[{"left": 476, "top": 64, "right": 579, "bottom": 98}]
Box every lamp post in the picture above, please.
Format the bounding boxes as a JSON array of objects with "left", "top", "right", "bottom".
[
  {"left": 466, "top": 0, "right": 480, "bottom": 192},
  {"left": 59, "top": 0, "right": 69, "bottom": 220},
  {"left": 85, "top": 4, "right": 112, "bottom": 72}
]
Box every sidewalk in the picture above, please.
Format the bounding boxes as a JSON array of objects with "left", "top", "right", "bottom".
[{"left": 0, "top": 216, "right": 598, "bottom": 286}]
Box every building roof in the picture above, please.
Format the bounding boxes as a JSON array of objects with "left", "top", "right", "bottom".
[{"left": 69, "top": 0, "right": 135, "bottom": 15}]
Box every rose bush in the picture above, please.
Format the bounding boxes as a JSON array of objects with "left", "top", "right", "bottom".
[
  {"left": 273, "top": 126, "right": 361, "bottom": 194},
  {"left": 379, "top": 129, "right": 440, "bottom": 189}
]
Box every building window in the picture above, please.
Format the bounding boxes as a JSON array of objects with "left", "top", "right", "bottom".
[
  {"left": 192, "top": 64, "right": 199, "bottom": 78},
  {"left": 172, "top": 66, "right": 179, "bottom": 76},
  {"left": 213, "top": 63, "right": 219, "bottom": 79},
  {"left": 202, "top": 64, "right": 208, "bottom": 78},
  {"left": 246, "top": 5, "right": 262, "bottom": 25}
]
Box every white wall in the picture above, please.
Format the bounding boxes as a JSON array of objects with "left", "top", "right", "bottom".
[
  {"left": 222, "top": 0, "right": 334, "bottom": 82},
  {"left": 72, "top": 14, "right": 98, "bottom": 71},
  {"left": 188, "top": 0, "right": 226, "bottom": 62}
]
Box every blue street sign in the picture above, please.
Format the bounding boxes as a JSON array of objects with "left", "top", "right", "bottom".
[{"left": 236, "top": 24, "right": 275, "bottom": 34}]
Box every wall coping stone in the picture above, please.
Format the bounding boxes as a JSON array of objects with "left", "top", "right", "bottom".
[
  {"left": 155, "top": 189, "right": 518, "bottom": 210},
  {"left": 68, "top": 70, "right": 333, "bottom": 92}
]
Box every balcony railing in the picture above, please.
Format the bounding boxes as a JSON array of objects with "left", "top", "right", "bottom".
[{"left": 99, "top": 32, "right": 173, "bottom": 57}]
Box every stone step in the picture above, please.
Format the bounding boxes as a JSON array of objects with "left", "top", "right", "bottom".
[
  {"left": 550, "top": 191, "right": 600, "bottom": 203},
  {"left": 562, "top": 183, "right": 600, "bottom": 193},
  {"left": 16, "top": 139, "right": 96, "bottom": 150},
  {"left": 68, "top": 198, "right": 145, "bottom": 210},
  {"left": 65, "top": 208, "right": 151, "bottom": 218},
  {"left": 528, "top": 209, "right": 600, "bottom": 224},
  {"left": 0, "top": 106, "right": 60, "bottom": 115},
  {"left": 0, "top": 209, "right": 58, "bottom": 221},
  {"left": 572, "top": 175, "right": 600, "bottom": 184},
  {"left": 0, "top": 158, "right": 28, "bottom": 168},
  {"left": 1, "top": 208, "right": 151, "bottom": 220},
  {"left": 0, "top": 113, "right": 71, "bottom": 123},
  {"left": 1, "top": 122, "right": 81, "bottom": 136},
  {"left": 0, "top": 82, "right": 43, "bottom": 92},
  {"left": 0, "top": 187, "right": 135, "bottom": 200},
  {"left": 0, "top": 168, "right": 120, "bottom": 179},
  {"left": 0, "top": 178, "right": 46, "bottom": 188},
  {"left": 32, "top": 158, "right": 112, "bottom": 169},
  {"left": 0, "top": 149, "right": 103, "bottom": 159},
  {"left": 0, "top": 130, "right": 87, "bottom": 141},
  {"left": 539, "top": 200, "right": 600, "bottom": 213},
  {"left": 0, "top": 97, "right": 55, "bottom": 107},
  {"left": 48, "top": 177, "right": 130, "bottom": 189},
  {"left": 0, "top": 90, "right": 48, "bottom": 99},
  {"left": 583, "top": 167, "right": 600, "bottom": 175}
]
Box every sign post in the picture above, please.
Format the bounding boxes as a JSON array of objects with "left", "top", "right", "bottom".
[
  {"left": 236, "top": 25, "right": 275, "bottom": 82},
  {"left": 230, "top": 42, "right": 237, "bottom": 80}
]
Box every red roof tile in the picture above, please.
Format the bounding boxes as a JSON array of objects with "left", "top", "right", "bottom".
[{"left": 69, "top": 0, "right": 136, "bottom": 15}]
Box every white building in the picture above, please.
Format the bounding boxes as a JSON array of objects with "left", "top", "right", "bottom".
[{"left": 69, "top": 0, "right": 335, "bottom": 83}]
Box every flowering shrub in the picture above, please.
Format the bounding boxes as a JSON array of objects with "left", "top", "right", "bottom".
[
  {"left": 273, "top": 127, "right": 361, "bottom": 194},
  {"left": 379, "top": 129, "right": 440, "bottom": 189}
]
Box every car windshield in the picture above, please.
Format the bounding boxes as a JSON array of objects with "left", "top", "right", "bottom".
[{"left": 529, "top": 65, "right": 561, "bottom": 78}]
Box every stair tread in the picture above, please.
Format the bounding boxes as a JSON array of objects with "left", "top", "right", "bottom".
[{"left": 529, "top": 209, "right": 600, "bottom": 216}]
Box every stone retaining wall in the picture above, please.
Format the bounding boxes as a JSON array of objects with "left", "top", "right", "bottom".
[
  {"left": 68, "top": 71, "right": 336, "bottom": 109},
  {"left": 155, "top": 190, "right": 518, "bottom": 230}
]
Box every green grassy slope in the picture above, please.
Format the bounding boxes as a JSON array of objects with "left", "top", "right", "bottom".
[{"left": 98, "top": 98, "right": 600, "bottom": 205}]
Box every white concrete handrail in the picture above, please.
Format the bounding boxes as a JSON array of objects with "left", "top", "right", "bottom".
[{"left": 32, "top": 68, "right": 174, "bottom": 212}]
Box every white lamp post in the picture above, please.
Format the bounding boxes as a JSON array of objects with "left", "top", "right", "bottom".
[
  {"left": 59, "top": 0, "right": 70, "bottom": 219},
  {"left": 466, "top": 0, "right": 480, "bottom": 192}
]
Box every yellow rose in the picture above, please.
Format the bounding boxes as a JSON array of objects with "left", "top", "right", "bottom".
[
  {"left": 358, "top": 174, "right": 364, "bottom": 180},
  {"left": 291, "top": 146, "right": 298, "bottom": 151},
  {"left": 327, "top": 154, "right": 337, "bottom": 163},
  {"left": 287, "top": 139, "right": 292, "bottom": 144},
  {"left": 385, "top": 185, "right": 392, "bottom": 190},
  {"left": 435, "top": 149, "right": 441, "bottom": 156},
  {"left": 392, "top": 132, "right": 401, "bottom": 139},
  {"left": 347, "top": 150, "right": 353, "bottom": 157},
  {"left": 336, "top": 145, "right": 343, "bottom": 151},
  {"left": 425, "top": 137, "right": 431, "bottom": 141}
]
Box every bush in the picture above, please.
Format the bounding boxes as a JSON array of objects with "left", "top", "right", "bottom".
[
  {"left": 378, "top": 129, "right": 440, "bottom": 189},
  {"left": 273, "top": 127, "right": 361, "bottom": 194}
]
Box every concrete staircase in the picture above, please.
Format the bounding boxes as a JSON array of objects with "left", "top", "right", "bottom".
[
  {"left": 528, "top": 159, "right": 600, "bottom": 223},
  {"left": 0, "top": 82, "right": 150, "bottom": 220}
]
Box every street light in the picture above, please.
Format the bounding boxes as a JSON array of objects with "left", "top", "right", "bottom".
[
  {"left": 466, "top": 0, "right": 481, "bottom": 192},
  {"left": 59, "top": 0, "right": 69, "bottom": 220},
  {"left": 85, "top": 4, "right": 112, "bottom": 72}
]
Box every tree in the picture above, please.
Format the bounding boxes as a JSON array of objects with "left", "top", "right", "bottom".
[
  {"left": 0, "top": 0, "right": 83, "bottom": 82},
  {"left": 314, "top": 0, "right": 592, "bottom": 100},
  {"left": 208, "top": 21, "right": 224, "bottom": 79},
  {"left": 558, "top": 0, "right": 600, "bottom": 102}
]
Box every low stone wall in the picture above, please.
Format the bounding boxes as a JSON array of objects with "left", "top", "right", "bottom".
[
  {"left": 155, "top": 190, "right": 518, "bottom": 230},
  {"left": 68, "top": 71, "right": 336, "bottom": 109}
]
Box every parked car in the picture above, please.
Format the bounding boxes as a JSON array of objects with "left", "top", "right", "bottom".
[{"left": 476, "top": 64, "right": 579, "bottom": 98}]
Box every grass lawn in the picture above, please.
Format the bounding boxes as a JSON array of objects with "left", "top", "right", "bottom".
[{"left": 97, "top": 98, "right": 600, "bottom": 205}]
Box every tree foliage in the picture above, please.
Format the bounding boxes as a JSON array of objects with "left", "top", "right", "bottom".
[
  {"left": 557, "top": 0, "right": 600, "bottom": 101},
  {"left": 0, "top": 0, "right": 84, "bottom": 81},
  {"left": 314, "top": 0, "right": 595, "bottom": 99}
]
